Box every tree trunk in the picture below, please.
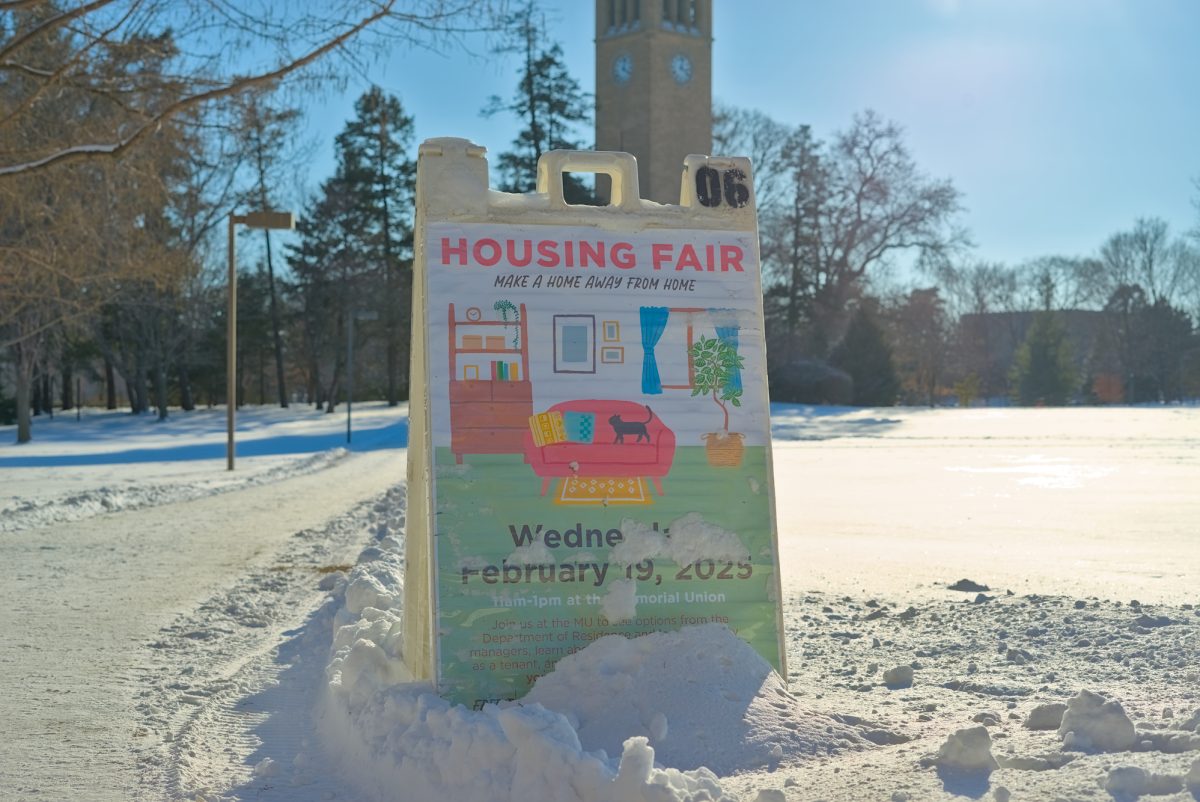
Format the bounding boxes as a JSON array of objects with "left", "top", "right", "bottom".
[
  {"left": 14, "top": 342, "right": 36, "bottom": 443},
  {"left": 325, "top": 377, "right": 339, "bottom": 413},
  {"left": 154, "top": 362, "right": 169, "bottom": 420},
  {"left": 310, "top": 353, "right": 322, "bottom": 409},
  {"left": 712, "top": 390, "right": 729, "bottom": 432},
  {"left": 129, "top": 350, "right": 148, "bottom": 414},
  {"left": 386, "top": 280, "right": 398, "bottom": 405},
  {"left": 262, "top": 230, "right": 289, "bottom": 408},
  {"left": 41, "top": 366, "right": 53, "bottom": 416},
  {"left": 398, "top": 269, "right": 412, "bottom": 400},
  {"left": 31, "top": 370, "right": 42, "bottom": 417},
  {"left": 62, "top": 363, "right": 74, "bottom": 410},
  {"left": 379, "top": 111, "right": 400, "bottom": 407},
  {"left": 250, "top": 105, "right": 291, "bottom": 410},
  {"left": 236, "top": 348, "right": 245, "bottom": 409},
  {"left": 325, "top": 362, "right": 342, "bottom": 413},
  {"left": 105, "top": 357, "right": 117, "bottom": 409},
  {"left": 179, "top": 364, "right": 195, "bottom": 411}
]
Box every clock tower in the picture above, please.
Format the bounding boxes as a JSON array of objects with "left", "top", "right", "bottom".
[{"left": 594, "top": 0, "right": 712, "bottom": 204}]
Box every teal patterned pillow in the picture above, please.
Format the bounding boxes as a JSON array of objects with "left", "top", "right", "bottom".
[{"left": 563, "top": 411, "right": 595, "bottom": 444}]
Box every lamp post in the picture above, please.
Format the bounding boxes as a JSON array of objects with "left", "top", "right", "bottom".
[{"left": 227, "top": 210, "right": 294, "bottom": 470}]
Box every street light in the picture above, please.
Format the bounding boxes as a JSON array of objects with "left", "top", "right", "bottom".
[{"left": 227, "top": 210, "right": 294, "bottom": 470}]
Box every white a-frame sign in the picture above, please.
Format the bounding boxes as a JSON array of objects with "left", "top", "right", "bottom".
[{"left": 406, "top": 140, "right": 785, "bottom": 708}]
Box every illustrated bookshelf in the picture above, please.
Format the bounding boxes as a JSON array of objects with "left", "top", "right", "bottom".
[{"left": 447, "top": 302, "right": 532, "bottom": 463}]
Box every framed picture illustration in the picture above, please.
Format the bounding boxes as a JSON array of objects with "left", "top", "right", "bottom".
[
  {"left": 602, "top": 320, "right": 620, "bottom": 342},
  {"left": 553, "top": 314, "right": 596, "bottom": 373},
  {"left": 600, "top": 346, "right": 624, "bottom": 364}
]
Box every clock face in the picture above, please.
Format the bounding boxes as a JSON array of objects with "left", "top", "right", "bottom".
[
  {"left": 612, "top": 53, "right": 633, "bottom": 85},
  {"left": 669, "top": 53, "right": 692, "bottom": 84}
]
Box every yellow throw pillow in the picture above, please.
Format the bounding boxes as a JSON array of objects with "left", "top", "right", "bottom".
[{"left": 528, "top": 410, "right": 567, "bottom": 446}]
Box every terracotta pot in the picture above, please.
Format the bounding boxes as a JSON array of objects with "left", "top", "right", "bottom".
[{"left": 702, "top": 431, "right": 744, "bottom": 467}]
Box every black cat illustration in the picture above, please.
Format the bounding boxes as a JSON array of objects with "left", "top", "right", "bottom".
[{"left": 610, "top": 405, "right": 654, "bottom": 444}]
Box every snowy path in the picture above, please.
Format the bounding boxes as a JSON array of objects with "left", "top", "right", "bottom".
[{"left": 0, "top": 449, "right": 402, "bottom": 801}]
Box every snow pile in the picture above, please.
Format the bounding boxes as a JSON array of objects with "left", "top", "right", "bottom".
[
  {"left": 524, "top": 623, "right": 863, "bottom": 775},
  {"left": 882, "top": 664, "right": 913, "bottom": 689},
  {"left": 1023, "top": 702, "right": 1067, "bottom": 730},
  {"left": 927, "top": 726, "right": 998, "bottom": 774},
  {"left": 1104, "top": 766, "right": 1184, "bottom": 798},
  {"left": 319, "top": 539, "right": 860, "bottom": 801},
  {"left": 324, "top": 538, "right": 411, "bottom": 714},
  {"left": 1058, "top": 690, "right": 1137, "bottom": 752}
]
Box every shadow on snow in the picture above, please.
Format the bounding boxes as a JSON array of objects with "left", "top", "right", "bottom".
[{"left": 0, "top": 418, "right": 407, "bottom": 468}]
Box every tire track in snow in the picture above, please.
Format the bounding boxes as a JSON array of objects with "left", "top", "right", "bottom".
[{"left": 140, "top": 484, "right": 407, "bottom": 801}]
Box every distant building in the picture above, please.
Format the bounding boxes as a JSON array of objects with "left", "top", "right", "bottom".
[{"left": 594, "top": 0, "right": 712, "bottom": 204}]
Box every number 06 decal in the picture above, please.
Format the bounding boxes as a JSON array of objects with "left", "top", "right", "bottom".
[{"left": 695, "top": 166, "right": 750, "bottom": 209}]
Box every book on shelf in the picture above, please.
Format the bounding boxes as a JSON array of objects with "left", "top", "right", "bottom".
[{"left": 488, "top": 361, "right": 521, "bottom": 381}]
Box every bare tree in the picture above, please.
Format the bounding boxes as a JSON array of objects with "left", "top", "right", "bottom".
[
  {"left": 760, "top": 110, "right": 966, "bottom": 359},
  {"left": 2, "top": 1, "right": 506, "bottom": 441},
  {"left": 1176, "top": 185, "right": 1200, "bottom": 325},
  {"left": 0, "top": 1, "right": 504, "bottom": 178},
  {"left": 233, "top": 89, "right": 304, "bottom": 408},
  {"left": 712, "top": 102, "right": 791, "bottom": 212},
  {"left": 759, "top": 123, "right": 826, "bottom": 362},
  {"left": 1094, "top": 218, "right": 1192, "bottom": 307},
  {"left": 1020, "top": 255, "right": 1100, "bottom": 311},
  {"left": 935, "top": 260, "right": 1032, "bottom": 401}
]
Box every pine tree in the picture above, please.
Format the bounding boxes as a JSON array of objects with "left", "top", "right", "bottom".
[
  {"left": 1011, "top": 312, "right": 1076, "bottom": 405},
  {"left": 335, "top": 87, "right": 417, "bottom": 405},
  {"left": 286, "top": 175, "right": 360, "bottom": 412},
  {"left": 482, "top": 3, "right": 592, "bottom": 201},
  {"left": 830, "top": 307, "right": 899, "bottom": 406}
]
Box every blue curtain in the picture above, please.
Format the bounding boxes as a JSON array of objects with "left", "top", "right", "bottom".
[
  {"left": 713, "top": 313, "right": 742, "bottom": 393},
  {"left": 639, "top": 306, "right": 670, "bottom": 394}
]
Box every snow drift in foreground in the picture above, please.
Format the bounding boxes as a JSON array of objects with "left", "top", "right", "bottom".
[{"left": 318, "top": 535, "right": 862, "bottom": 802}]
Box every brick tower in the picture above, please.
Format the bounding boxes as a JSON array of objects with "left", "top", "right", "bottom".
[{"left": 594, "top": 0, "right": 713, "bottom": 204}]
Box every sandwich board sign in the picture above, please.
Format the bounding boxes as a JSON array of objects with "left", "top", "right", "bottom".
[{"left": 405, "top": 140, "right": 785, "bottom": 708}]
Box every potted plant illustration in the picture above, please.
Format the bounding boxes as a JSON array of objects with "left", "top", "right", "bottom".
[{"left": 689, "top": 334, "right": 746, "bottom": 467}]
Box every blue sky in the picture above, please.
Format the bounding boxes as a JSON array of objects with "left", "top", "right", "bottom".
[{"left": 304, "top": 0, "right": 1199, "bottom": 268}]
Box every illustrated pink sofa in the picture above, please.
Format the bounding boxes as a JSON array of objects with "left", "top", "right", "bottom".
[{"left": 523, "top": 399, "right": 676, "bottom": 496}]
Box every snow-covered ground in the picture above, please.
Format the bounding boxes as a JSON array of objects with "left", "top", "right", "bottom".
[{"left": 1, "top": 403, "right": 1197, "bottom": 801}]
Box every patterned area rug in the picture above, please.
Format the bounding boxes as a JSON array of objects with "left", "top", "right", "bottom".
[{"left": 555, "top": 476, "right": 651, "bottom": 505}]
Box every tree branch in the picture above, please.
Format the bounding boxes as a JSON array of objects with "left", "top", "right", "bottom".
[
  {"left": 0, "top": 0, "right": 121, "bottom": 64},
  {"left": 0, "top": 0, "right": 396, "bottom": 178}
]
